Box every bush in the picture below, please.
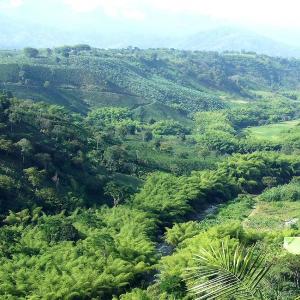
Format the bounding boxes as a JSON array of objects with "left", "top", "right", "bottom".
[
  {"left": 39, "top": 215, "right": 81, "bottom": 243},
  {"left": 165, "top": 221, "right": 200, "bottom": 246},
  {"left": 152, "top": 120, "right": 190, "bottom": 136},
  {"left": 23, "top": 47, "right": 39, "bottom": 58},
  {"left": 259, "top": 182, "right": 300, "bottom": 202}
]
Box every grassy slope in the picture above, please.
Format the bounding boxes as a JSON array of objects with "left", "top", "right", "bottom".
[
  {"left": 244, "top": 201, "right": 300, "bottom": 232},
  {"left": 203, "top": 186, "right": 300, "bottom": 234},
  {"left": 132, "top": 101, "right": 192, "bottom": 125},
  {"left": 247, "top": 119, "right": 300, "bottom": 141}
]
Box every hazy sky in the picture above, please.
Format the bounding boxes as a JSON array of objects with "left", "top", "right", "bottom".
[
  {"left": 2, "top": 0, "right": 300, "bottom": 29},
  {"left": 2, "top": 0, "right": 300, "bottom": 48}
]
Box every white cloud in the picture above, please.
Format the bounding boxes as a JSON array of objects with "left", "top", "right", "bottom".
[
  {"left": 64, "top": 0, "right": 103, "bottom": 13},
  {"left": 64, "top": 0, "right": 145, "bottom": 20},
  {"left": 121, "top": 9, "right": 145, "bottom": 21},
  {"left": 0, "top": 0, "right": 24, "bottom": 9},
  {"left": 148, "top": 0, "right": 300, "bottom": 27},
  {"left": 63, "top": 0, "right": 300, "bottom": 27},
  {"left": 10, "top": 0, "right": 23, "bottom": 7}
]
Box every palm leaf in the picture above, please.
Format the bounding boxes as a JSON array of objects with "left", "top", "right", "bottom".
[{"left": 186, "top": 239, "right": 270, "bottom": 300}]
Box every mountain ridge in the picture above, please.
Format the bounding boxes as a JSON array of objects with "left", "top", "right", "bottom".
[{"left": 176, "top": 27, "right": 300, "bottom": 57}]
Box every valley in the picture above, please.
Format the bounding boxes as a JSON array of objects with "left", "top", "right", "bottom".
[{"left": 0, "top": 47, "right": 299, "bottom": 299}]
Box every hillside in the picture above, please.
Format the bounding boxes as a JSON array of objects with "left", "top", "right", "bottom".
[
  {"left": 0, "top": 48, "right": 300, "bottom": 299},
  {"left": 1, "top": 48, "right": 300, "bottom": 120}
]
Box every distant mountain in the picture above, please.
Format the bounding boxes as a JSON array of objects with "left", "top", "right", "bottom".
[
  {"left": 0, "top": 17, "right": 170, "bottom": 50},
  {"left": 176, "top": 27, "right": 300, "bottom": 57},
  {"left": 1, "top": 16, "right": 300, "bottom": 58},
  {"left": 0, "top": 18, "right": 80, "bottom": 49}
]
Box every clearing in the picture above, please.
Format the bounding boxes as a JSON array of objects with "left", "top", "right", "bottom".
[
  {"left": 243, "top": 201, "right": 300, "bottom": 232},
  {"left": 246, "top": 119, "right": 300, "bottom": 141}
]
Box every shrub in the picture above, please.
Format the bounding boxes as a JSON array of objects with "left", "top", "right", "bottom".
[
  {"left": 23, "top": 47, "right": 39, "bottom": 58},
  {"left": 259, "top": 182, "right": 300, "bottom": 202}
]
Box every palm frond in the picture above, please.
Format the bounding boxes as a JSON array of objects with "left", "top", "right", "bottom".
[{"left": 186, "top": 239, "right": 270, "bottom": 300}]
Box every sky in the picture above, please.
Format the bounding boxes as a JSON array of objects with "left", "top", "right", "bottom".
[
  {"left": 1, "top": 0, "right": 300, "bottom": 28},
  {"left": 1, "top": 0, "right": 300, "bottom": 48}
]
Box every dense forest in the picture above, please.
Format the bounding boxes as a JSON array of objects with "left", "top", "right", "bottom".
[{"left": 0, "top": 47, "right": 299, "bottom": 299}]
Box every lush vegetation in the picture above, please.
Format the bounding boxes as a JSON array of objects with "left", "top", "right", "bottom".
[
  {"left": 0, "top": 47, "right": 300, "bottom": 299},
  {"left": 1, "top": 47, "right": 300, "bottom": 118}
]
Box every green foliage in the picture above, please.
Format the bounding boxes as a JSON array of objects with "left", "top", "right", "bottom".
[
  {"left": 187, "top": 239, "right": 270, "bottom": 300},
  {"left": 194, "top": 111, "right": 235, "bottom": 134},
  {"left": 152, "top": 120, "right": 190, "bottom": 136},
  {"left": 247, "top": 119, "right": 300, "bottom": 143},
  {"left": 263, "top": 253, "right": 300, "bottom": 300},
  {"left": 244, "top": 201, "right": 300, "bottom": 232},
  {"left": 132, "top": 172, "right": 192, "bottom": 222},
  {"left": 195, "top": 195, "right": 256, "bottom": 233},
  {"left": 72, "top": 44, "right": 92, "bottom": 51},
  {"left": 0, "top": 94, "right": 143, "bottom": 214},
  {"left": 87, "top": 107, "right": 132, "bottom": 128},
  {"left": 228, "top": 100, "right": 299, "bottom": 129},
  {"left": 0, "top": 206, "right": 157, "bottom": 299},
  {"left": 0, "top": 49, "right": 300, "bottom": 299},
  {"left": 104, "top": 181, "right": 133, "bottom": 206},
  {"left": 220, "top": 152, "right": 298, "bottom": 193},
  {"left": 165, "top": 221, "right": 200, "bottom": 247},
  {"left": 103, "top": 145, "right": 130, "bottom": 172},
  {"left": 197, "top": 130, "right": 238, "bottom": 154},
  {"left": 16, "top": 138, "right": 33, "bottom": 162},
  {"left": 23, "top": 47, "right": 39, "bottom": 58},
  {"left": 0, "top": 48, "right": 232, "bottom": 114},
  {"left": 158, "top": 222, "right": 248, "bottom": 297},
  {"left": 131, "top": 151, "right": 299, "bottom": 224},
  {"left": 142, "top": 130, "right": 153, "bottom": 142},
  {"left": 119, "top": 288, "right": 152, "bottom": 300},
  {"left": 192, "top": 99, "right": 300, "bottom": 155},
  {"left": 39, "top": 214, "right": 81, "bottom": 243},
  {"left": 258, "top": 181, "right": 300, "bottom": 202},
  {"left": 2, "top": 48, "right": 300, "bottom": 120}
]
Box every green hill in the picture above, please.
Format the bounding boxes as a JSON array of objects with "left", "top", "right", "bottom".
[
  {"left": 2, "top": 47, "right": 300, "bottom": 120},
  {"left": 1, "top": 47, "right": 300, "bottom": 300}
]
